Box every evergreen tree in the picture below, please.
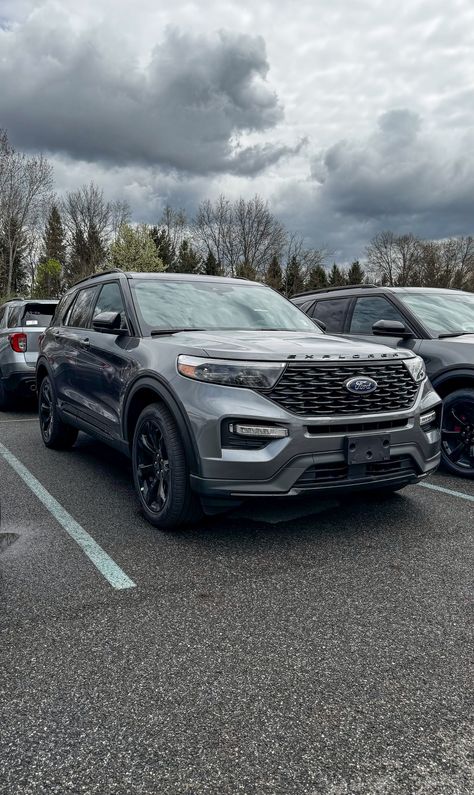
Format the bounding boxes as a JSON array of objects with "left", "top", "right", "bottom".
[
  {"left": 33, "top": 258, "right": 62, "bottom": 298},
  {"left": 109, "top": 224, "right": 165, "bottom": 272},
  {"left": 285, "top": 255, "right": 305, "bottom": 296},
  {"left": 236, "top": 261, "right": 258, "bottom": 281},
  {"left": 203, "top": 250, "right": 222, "bottom": 276},
  {"left": 150, "top": 226, "right": 176, "bottom": 269},
  {"left": 328, "top": 263, "right": 346, "bottom": 287},
  {"left": 346, "top": 260, "right": 365, "bottom": 285},
  {"left": 305, "top": 264, "right": 328, "bottom": 291},
  {"left": 42, "top": 205, "right": 66, "bottom": 267},
  {"left": 265, "top": 255, "right": 283, "bottom": 292},
  {"left": 175, "top": 239, "right": 201, "bottom": 273}
]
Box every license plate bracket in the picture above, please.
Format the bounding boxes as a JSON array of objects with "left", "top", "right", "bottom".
[{"left": 346, "top": 435, "right": 391, "bottom": 465}]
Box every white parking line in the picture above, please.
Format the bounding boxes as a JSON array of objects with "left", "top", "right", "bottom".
[
  {"left": 0, "top": 418, "right": 38, "bottom": 423},
  {"left": 0, "top": 442, "right": 136, "bottom": 590},
  {"left": 418, "top": 481, "right": 474, "bottom": 503}
]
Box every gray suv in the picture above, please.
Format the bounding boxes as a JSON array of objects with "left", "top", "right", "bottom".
[
  {"left": 0, "top": 298, "right": 58, "bottom": 410},
  {"left": 37, "top": 271, "right": 441, "bottom": 530}
]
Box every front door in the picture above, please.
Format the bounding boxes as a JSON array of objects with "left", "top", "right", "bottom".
[{"left": 347, "top": 295, "right": 421, "bottom": 355}]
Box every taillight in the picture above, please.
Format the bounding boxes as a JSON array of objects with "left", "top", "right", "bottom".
[{"left": 9, "top": 332, "right": 27, "bottom": 353}]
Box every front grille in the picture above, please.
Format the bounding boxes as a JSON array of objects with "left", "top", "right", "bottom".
[
  {"left": 262, "top": 361, "right": 419, "bottom": 416},
  {"left": 295, "top": 455, "right": 417, "bottom": 488}
]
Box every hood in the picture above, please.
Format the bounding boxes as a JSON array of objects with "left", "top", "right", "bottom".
[{"left": 167, "top": 330, "right": 413, "bottom": 362}]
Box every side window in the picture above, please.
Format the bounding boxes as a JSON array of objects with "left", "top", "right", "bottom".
[
  {"left": 65, "top": 287, "right": 98, "bottom": 328},
  {"left": 310, "top": 298, "right": 351, "bottom": 333},
  {"left": 51, "top": 294, "right": 72, "bottom": 327},
  {"left": 92, "top": 282, "right": 128, "bottom": 329},
  {"left": 6, "top": 305, "right": 22, "bottom": 328},
  {"left": 349, "top": 296, "right": 407, "bottom": 334}
]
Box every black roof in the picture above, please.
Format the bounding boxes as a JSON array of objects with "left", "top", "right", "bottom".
[{"left": 291, "top": 285, "right": 469, "bottom": 300}]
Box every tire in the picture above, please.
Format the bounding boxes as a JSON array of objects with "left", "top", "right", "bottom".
[
  {"left": 440, "top": 389, "right": 474, "bottom": 478},
  {"left": 0, "top": 379, "right": 11, "bottom": 411},
  {"left": 38, "top": 376, "right": 78, "bottom": 450},
  {"left": 132, "top": 402, "right": 203, "bottom": 530}
]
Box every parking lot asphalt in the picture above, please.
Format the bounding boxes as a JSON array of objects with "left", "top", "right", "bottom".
[{"left": 0, "top": 406, "right": 473, "bottom": 795}]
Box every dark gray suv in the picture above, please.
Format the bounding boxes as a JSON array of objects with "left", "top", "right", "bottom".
[
  {"left": 292, "top": 285, "right": 474, "bottom": 477},
  {"left": 37, "top": 270, "right": 441, "bottom": 529}
]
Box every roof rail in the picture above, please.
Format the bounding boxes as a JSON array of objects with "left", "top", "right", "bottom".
[
  {"left": 291, "top": 284, "right": 378, "bottom": 298},
  {"left": 71, "top": 268, "right": 125, "bottom": 287}
]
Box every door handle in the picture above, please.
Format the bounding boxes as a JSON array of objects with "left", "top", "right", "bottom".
[{"left": 79, "top": 337, "right": 90, "bottom": 349}]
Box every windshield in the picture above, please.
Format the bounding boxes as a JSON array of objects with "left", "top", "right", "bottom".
[
  {"left": 131, "top": 279, "right": 319, "bottom": 334},
  {"left": 398, "top": 291, "right": 474, "bottom": 336}
]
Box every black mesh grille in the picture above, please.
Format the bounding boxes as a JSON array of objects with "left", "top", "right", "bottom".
[
  {"left": 262, "top": 361, "right": 419, "bottom": 416},
  {"left": 295, "top": 455, "right": 417, "bottom": 488}
]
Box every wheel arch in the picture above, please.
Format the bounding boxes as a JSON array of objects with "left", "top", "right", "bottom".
[
  {"left": 123, "top": 376, "right": 200, "bottom": 474},
  {"left": 36, "top": 357, "right": 52, "bottom": 390},
  {"left": 431, "top": 368, "right": 474, "bottom": 399}
]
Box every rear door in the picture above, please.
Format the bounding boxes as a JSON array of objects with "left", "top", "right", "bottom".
[
  {"left": 53, "top": 285, "right": 100, "bottom": 413},
  {"left": 65, "top": 281, "right": 135, "bottom": 438},
  {"left": 309, "top": 297, "right": 352, "bottom": 335}
]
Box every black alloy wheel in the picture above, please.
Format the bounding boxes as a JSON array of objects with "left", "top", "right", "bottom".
[
  {"left": 441, "top": 389, "right": 474, "bottom": 477},
  {"left": 136, "top": 418, "right": 171, "bottom": 513},
  {"left": 132, "top": 402, "right": 203, "bottom": 530},
  {"left": 38, "top": 376, "right": 78, "bottom": 449},
  {"left": 39, "top": 377, "right": 54, "bottom": 442}
]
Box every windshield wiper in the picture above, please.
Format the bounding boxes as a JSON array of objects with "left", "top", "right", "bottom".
[
  {"left": 438, "top": 331, "right": 474, "bottom": 339},
  {"left": 150, "top": 328, "right": 207, "bottom": 336}
]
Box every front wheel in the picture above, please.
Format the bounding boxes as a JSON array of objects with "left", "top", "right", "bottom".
[
  {"left": 132, "top": 402, "right": 203, "bottom": 530},
  {"left": 39, "top": 376, "right": 78, "bottom": 449},
  {"left": 441, "top": 389, "right": 474, "bottom": 478}
]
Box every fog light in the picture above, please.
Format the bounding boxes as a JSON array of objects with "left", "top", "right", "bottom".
[
  {"left": 229, "top": 423, "right": 289, "bottom": 439},
  {"left": 420, "top": 410, "right": 437, "bottom": 427}
]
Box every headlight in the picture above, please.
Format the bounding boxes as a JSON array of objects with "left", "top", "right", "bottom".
[
  {"left": 177, "top": 355, "right": 285, "bottom": 389},
  {"left": 403, "top": 355, "right": 426, "bottom": 383}
]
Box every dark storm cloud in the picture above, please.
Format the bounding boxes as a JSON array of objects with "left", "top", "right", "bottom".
[
  {"left": 310, "top": 109, "right": 474, "bottom": 241},
  {"left": 0, "top": 21, "right": 290, "bottom": 176}
]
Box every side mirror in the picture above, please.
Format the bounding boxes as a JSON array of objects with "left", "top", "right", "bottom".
[
  {"left": 92, "top": 311, "right": 125, "bottom": 334},
  {"left": 372, "top": 319, "right": 413, "bottom": 338}
]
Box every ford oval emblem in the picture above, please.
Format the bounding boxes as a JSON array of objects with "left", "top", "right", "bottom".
[{"left": 345, "top": 376, "right": 378, "bottom": 394}]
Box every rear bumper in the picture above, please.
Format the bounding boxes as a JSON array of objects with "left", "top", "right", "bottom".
[{"left": 1, "top": 364, "right": 37, "bottom": 396}]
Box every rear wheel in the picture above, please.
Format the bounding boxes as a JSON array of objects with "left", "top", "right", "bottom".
[
  {"left": 441, "top": 389, "right": 474, "bottom": 478},
  {"left": 132, "top": 402, "right": 203, "bottom": 530},
  {"left": 39, "top": 376, "right": 78, "bottom": 449}
]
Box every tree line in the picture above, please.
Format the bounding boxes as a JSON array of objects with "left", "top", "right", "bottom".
[{"left": 1, "top": 129, "right": 474, "bottom": 301}]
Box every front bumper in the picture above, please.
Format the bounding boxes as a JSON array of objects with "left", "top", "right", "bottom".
[{"left": 170, "top": 373, "right": 442, "bottom": 499}]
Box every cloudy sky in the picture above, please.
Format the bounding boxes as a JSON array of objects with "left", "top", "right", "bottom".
[{"left": 1, "top": 0, "right": 474, "bottom": 260}]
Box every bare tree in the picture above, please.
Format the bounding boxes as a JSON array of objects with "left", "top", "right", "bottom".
[
  {"left": 233, "top": 195, "right": 286, "bottom": 278},
  {"left": 194, "top": 194, "right": 287, "bottom": 278},
  {"left": 110, "top": 199, "right": 131, "bottom": 242},
  {"left": 0, "top": 130, "right": 53, "bottom": 296},
  {"left": 61, "top": 183, "right": 116, "bottom": 284},
  {"left": 366, "top": 231, "right": 399, "bottom": 285},
  {"left": 193, "top": 195, "right": 235, "bottom": 274}
]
